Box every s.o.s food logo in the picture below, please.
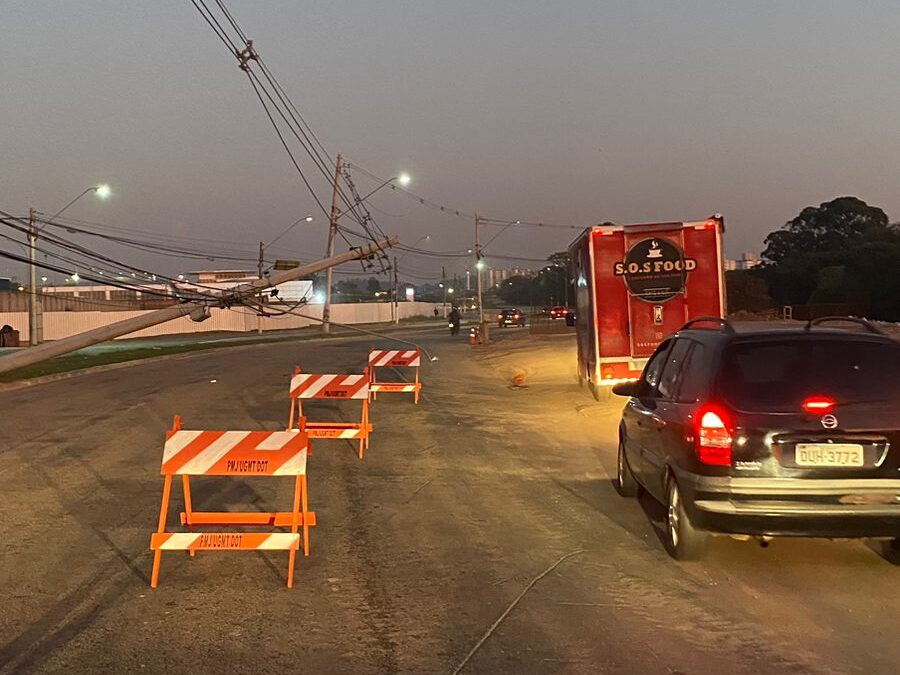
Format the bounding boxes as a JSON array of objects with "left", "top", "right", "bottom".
[{"left": 613, "top": 238, "right": 696, "bottom": 303}]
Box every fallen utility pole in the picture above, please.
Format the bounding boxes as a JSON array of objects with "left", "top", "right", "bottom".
[{"left": 0, "top": 236, "right": 398, "bottom": 375}]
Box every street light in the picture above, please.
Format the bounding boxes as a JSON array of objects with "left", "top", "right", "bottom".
[
  {"left": 357, "top": 172, "right": 411, "bottom": 203},
  {"left": 28, "top": 184, "right": 110, "bottom": 345}
]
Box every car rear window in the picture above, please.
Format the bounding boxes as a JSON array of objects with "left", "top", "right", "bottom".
[{"left": 720, "top": 338, "right": 900, "bottom": 412}]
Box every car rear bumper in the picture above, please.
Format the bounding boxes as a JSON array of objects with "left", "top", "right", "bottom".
[{"left": 674, "top": 469, "right": 900, "bottom": 538}]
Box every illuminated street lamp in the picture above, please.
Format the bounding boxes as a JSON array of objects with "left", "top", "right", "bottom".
[
  {"left": 358, "top": 172, "right": 411, "bottom": 203},
  {"left": 28, "top": 184, "right": 110, "bottom": 345}
]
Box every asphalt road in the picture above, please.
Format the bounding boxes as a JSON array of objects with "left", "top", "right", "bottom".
[{"left": 1, "top": 328, "right": 897, "bottom": 674}]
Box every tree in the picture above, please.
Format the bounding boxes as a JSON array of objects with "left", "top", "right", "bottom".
[
  {"left": 533, "top": 265, "right": 567, "bottom": 306},
  {"left": 496, "top": 275, "right": 532, "bottom": 306},
  {"left": 366, "top": 277, "right": 381, "bottom": 294},
  {"left": 725, "top": 270, "right": 773, "bottom": 313},
  {"left": 547, "top": 251, "right": 570, "bottom": 268},
  {"left": 761, "top": 196, "right": 888, "bottom": 265},
  {"left": 757, "top": 197, "right": 900, "bottom": 320}
]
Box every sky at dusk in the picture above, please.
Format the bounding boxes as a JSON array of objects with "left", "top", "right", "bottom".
[{"left": 2, "top": 1, "right": 900, "bottom": 283}]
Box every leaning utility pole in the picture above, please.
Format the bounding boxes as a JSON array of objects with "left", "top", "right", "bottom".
[
  {"left": 0, "top": 236, "right": 398, "bottom": 375},
  {"left": 27, "top": 208, "right": 43, "bottom": 346},
  {"left": 322, "top": 153, "right": 343, "bottom": 334}
]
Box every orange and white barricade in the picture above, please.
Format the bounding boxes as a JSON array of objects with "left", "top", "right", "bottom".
[
  {"left": 288, "top": 366, "right": 372, "bottom": 459},
  {"left": 368, "top": 348, "right": 422, "bottom": 404},
  {"left": 150, "top": 415, "right": 315, "bottom": 589}
]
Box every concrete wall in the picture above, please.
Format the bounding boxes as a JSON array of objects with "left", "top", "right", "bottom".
[{"left": 0, "top": 302, "right": 440, "bottom": 342}]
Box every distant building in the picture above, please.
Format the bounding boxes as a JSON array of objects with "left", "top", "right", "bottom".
[
  {"left": 724, "top": 252, "right": 761, "bottom": 271},
  {"left": 488, "top": 267, "right": 533, "bottom": 286}
]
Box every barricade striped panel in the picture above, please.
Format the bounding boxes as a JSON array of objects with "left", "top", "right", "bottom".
[
  {"left": 289, "top": 373, "right": 369, "bottom": 400},
  {"left": 370, "top": 384, "right": 417, "bottom": 392},
  {"left": 306, "top": 425, "right": 366, "bottom": 439},
  {"left": 151, "top": 532, "right": 300, "bottom": 551},
  {"left": 368, "top": 349, "right": 421, "bottom": 367},
  {"left": 161, "top": 430, "right": 308, "bottom": 476}
]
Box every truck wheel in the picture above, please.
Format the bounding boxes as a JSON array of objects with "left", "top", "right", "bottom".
[
  {"left": 664, "top": 476, "right": 708, "bottom": 561},
  {"left": 615, "top": 439, "right": 639, "bottom": 497}
]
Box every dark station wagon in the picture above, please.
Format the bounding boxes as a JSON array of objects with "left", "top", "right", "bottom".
[{"left": 613, "top": 317, "right": 900, "bottom": 562}]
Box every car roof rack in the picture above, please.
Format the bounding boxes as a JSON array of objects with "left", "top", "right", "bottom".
[
  {"left": 804, "top": 316, "right": 886, "bottom": 335},
  {"left": 678, "top": 317, "right": 735, "bottom": 334}
]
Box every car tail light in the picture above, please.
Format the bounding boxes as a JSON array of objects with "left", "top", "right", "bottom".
[
  {"left": 802, "top": 395, "right": 836, "bottom": 415},
  {"left": 695, "top": 406, "right": 732, "bottom": 466}
]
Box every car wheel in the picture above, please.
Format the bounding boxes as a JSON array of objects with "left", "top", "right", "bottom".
[
  {"left": 664, "top": 476, "right": 708, "bottom": 561},
  {"left": 880, "top": 538, "right": 900, "bottom": 565},
  {"left": 615, "top": 438, "right": 639, "bottom": 497}
]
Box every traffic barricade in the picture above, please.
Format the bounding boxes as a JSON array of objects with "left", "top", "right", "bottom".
[
  {"left": 368, "top": 348, "right": 422, "bottom": 404},
  {"left": 288, "top": 366, "right": 372, "bottom": 459},
  {"left": 150, "top": 415, "right": 315, "bottom": 589}
]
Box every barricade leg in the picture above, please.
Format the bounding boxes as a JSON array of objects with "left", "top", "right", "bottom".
[
  {"left": 151, "top": 474, "right": 173, "bottom": 589},
  {"left": 415, "top": 367, "right": 420, "bottom": 404},
  {"left": 359, "top": 399, "right": 368, "bottom": 459},
  {"left": 287, "top": 474, "right": 302, "bottom": 588},
  {"left": 182, "top": 475, "right": 196, "bottom": 557},
  {"left": 301, "top": 475, "right": 310, "bottom": 557}
]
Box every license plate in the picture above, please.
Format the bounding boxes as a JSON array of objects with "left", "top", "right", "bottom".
[{"left": 795, "top": 443, "right": 864, "bottom": 467}]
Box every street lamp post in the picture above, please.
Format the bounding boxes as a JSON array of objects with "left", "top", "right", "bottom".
[{"left": 28, "top": 184, "right": 110, "bottom": 345}]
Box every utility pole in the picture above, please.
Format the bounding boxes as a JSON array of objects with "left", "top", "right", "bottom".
[
  {"left": 393, "top": 255, "right": 399, "bottom": 325},
  {"left": 441, "top": 265, "right": 447, "bottom": 319},
  {"left": 27, "top": 208, "right": 43, "bottom": 346},
  {"left": 257, "top": 240, "right": 265, "bottom": 334},
  {"left": 475, "top": 214, "right": 488, "bottom": 343},
  {"left": 322, "top": 153, "right": 343, "bottom": 333}
]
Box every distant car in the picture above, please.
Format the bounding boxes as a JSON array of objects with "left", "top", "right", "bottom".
[
  {"left": 565, "top": 308, "right": 576, "bottom": 327},
  {"left": 497, "top": 308, "right": 526, "bottom": 327},
  {"left": 612, "top": 316, "right": 900, "bottom": 563},
  {"left": 549, "top": 306, "right": 568, "bottom": 320}
]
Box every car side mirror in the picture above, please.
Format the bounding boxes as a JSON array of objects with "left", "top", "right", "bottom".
[{"left": 612, "top": 381, "right": 641, "bottom": 397}]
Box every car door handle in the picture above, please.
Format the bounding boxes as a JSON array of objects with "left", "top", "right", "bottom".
[{"left": 649, "top": 414, "right": 666, "bottom": 428}]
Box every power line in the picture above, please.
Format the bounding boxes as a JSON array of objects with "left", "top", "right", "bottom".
[{"left": 345, "top": 161, "right": 584, "bottom": 230}]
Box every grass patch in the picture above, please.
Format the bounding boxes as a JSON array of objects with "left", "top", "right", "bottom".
[{"left": 0, "top": 341, "right": 249, "bottom": 383}]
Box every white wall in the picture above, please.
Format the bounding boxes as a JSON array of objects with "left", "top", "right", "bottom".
[{"left": 0, "top": 302, "right": 440, "bottom": 342}]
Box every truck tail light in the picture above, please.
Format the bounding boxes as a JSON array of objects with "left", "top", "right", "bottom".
[
  {"left": 695, "top": 405, "right": 732, "bottom": 466},
  {"left": 802, "top": 395, "right": 835, "bottom": 415}
]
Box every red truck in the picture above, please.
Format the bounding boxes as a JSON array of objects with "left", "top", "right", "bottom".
[{"left": 569, "top": 215, "right": 725, "bottom": 395}]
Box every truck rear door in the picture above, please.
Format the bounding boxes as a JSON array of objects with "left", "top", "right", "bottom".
[{"left": 620, "top": 227, "right": 690, "bottom": 358}]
